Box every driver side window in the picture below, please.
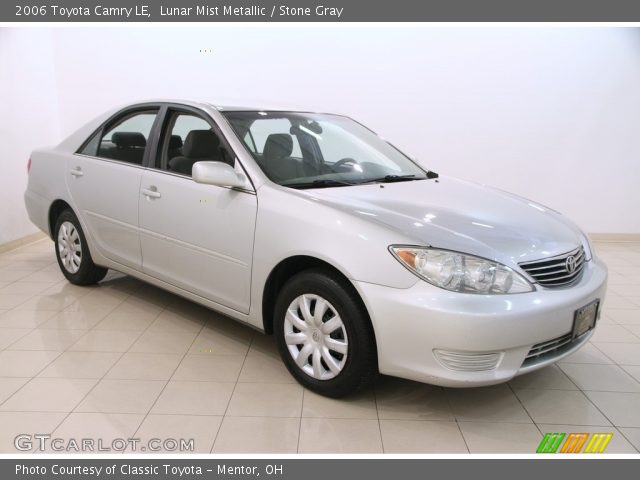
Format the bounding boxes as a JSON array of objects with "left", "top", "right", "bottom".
[
  {"left": 241, "top": 119, "right": 308, "bottom": 182},
  {"left": 315, "top": 123, "right": 397, "bottom": 170},
  {"left": 248, "top": 118, "right": 303, "bottom": 158}
]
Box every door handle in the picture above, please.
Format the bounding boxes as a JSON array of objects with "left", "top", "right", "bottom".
[
  {"left": 142, "top": 186, "right": 161, "bottom": 199},
  {"left": 69, "top": 167, "right": 83, "bottom": 177}
]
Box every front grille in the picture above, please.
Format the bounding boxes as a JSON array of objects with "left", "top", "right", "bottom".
[
  {"left": 519, "top": 246, "right": 586, "bottom": 287},
  {"left": 524, "top": 333, "right": 573, "bottom": 363}
]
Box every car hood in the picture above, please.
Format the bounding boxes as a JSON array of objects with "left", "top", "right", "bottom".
[{"left": 297, "top": 176, "right": 585, "bottom": 265}]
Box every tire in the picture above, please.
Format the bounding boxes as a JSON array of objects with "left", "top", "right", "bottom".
[
  {"left": 54, "top": 209, "right": 108, "bottom": 285},
  {"left": 274, "top": 268, "right": 377, "bottom": 397}
]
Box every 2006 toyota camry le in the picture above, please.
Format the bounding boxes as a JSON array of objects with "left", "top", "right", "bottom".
[{"left": 24, "top": 100, "right": 607, "bottom": 397}]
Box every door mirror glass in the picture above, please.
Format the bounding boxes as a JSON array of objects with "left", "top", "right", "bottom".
[{"left": 192, "top": 161, "right": 246, "bottom": 189}]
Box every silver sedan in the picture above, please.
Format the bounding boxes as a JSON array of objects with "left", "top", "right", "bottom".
[{"left": 24, "top": 100, "right": 607, "bottom": 397}]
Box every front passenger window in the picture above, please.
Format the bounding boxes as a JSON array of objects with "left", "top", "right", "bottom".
[{"left": 157, "top": 112, "right": 233, "bottom": 177}]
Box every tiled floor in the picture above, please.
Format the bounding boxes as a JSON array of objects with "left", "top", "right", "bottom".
[{"left": 0, "top": 239, "right": 639, "bottom": 454}]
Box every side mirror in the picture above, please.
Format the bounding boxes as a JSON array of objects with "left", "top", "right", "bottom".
[{"left": 192, "top": 161, "right": 247, "bottom": 189}]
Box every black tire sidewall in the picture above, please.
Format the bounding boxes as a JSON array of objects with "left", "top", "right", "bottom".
[
  {"left": 274, "top": 269, "right": 377, "bottom": 397},
  {"left": 54, "top": 210, "right": 104, "bottom": 285}
]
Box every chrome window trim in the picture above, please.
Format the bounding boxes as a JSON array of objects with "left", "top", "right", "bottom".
[
  {"left": 143, "top": 166, "right": 256, "bottom": 195},
  {"left": 72, "top": 153, "right": 256, "bottom": 195},
  {"left": 72, "top": 153, "right": 147, "bottom": 170}
]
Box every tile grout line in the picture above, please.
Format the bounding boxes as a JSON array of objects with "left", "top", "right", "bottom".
[
  {"left": 0, "top": 256, "right": 72, "bottom": 309},
  {"left": 0, "top": 410, "right": 382, "bottom": 420},
  {"left": 618, "top": 324, "right": 640, "bottom": 342},
  {"left": 210, "top": 332, "right": 256, "bottom": 453},
  {"left": 0, "top": 328, "right": 38, "bottom": 352},
  {"left": 0, "top": 350, "right": 65, "bottom": 410},
  {"left": 32, "top": 286, "right": 147, "bottom": 445},
  {"left": 511, "top": 365, "right": 640, "bottom": 446},
  {"left": 104, "top": 301, "right": 192, "bottom": 448},
  {"left": 614, "top": 427, "right": 640, "bottom": 454},
  {"left": 0, "top": 287, "right": 130, "bottom": 409},
  {"left": 507, "top": 382, "right": 545, "bottom": 438},
  {"left": 568, "top": 376, "right": 640, "bottom": 452},
  {"left": 454, "top": 420, "right": 471, "bottom": 454},
  {"left": 589, "top": 340, "right": 630, "bottom": 366},
  {"left": 2, "top": 239, "right": 640, "bottom": 453},
  {"left": 373, "top": 382, "right": 384, "bottom": 454},
  {"left": 296, "top": 388, "right": 304, "bottom": 454},
  {"left": 440, "top": 385, "right": 470, "bottom": 453},
  {"left": 128, "top": 316, "right": 206, "bottom": 425},
  {"left": 559, "top": 362, "right": 640, "bottom": 392}
]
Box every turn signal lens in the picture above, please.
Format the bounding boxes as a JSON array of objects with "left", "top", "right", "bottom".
[
  {"left": 389, "top": 246, "right": 534, "bottom": 294},
  {"left": 27, "top": 158, "right": 32, "bottom": 173},
  {"left": 396, "top": 249, "right": 416, "bottom": 265}
]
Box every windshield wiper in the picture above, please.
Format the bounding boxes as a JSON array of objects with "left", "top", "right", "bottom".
[
  {"left": 364, "top": 174, "right": 421, "bottom": 184},
  {"left": 287, "top": 179, "right": 355, "bottom": 189}
]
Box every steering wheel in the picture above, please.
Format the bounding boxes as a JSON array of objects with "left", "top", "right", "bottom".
[{"left": 332, "top": 157, "right": 359, "bottom": 171}]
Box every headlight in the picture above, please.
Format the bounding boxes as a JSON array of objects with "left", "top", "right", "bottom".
[
  {"left": 579, "top": 231, "right": 593, "bottom": 261},
  {"left": 389, "top": 246, "right": 534, "bottom": 294}
]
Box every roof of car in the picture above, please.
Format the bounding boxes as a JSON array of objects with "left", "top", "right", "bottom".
[
  {"left": 211, "top": 104, "right": 322, "bottom": 113},
  {"left": 141, "top": 98, "right": 326, "bottom": 113},
  {"left": 121, "top": 99, "right": 338, "bottom": 116}
]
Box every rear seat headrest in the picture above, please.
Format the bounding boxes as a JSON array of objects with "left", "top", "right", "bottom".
[
  {"left": 263, "top": 134, "right": 293, "bottom": 159},
  {"left": 183, "top": 130, "right": 220, "bottom": 159},
  {"left": 169, "top": 135, "right": 183, "bottom": 150},
  {"left": 112, "top": 132, "right": 146, "bottom": 148}
]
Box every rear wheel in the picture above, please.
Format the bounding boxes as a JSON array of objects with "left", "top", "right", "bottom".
[
  {"left": 54, "top": 209, "right": 107, "bottom": 285},
  {"left": 274, "top": 269, "right": 377, "bottom": 397}
]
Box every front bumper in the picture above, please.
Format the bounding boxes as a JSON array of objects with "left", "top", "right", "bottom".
[{"left": 356, "top": 257, "right": 608, "bottom": 387}]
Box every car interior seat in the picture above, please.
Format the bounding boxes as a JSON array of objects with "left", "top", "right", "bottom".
[
  {"left": 168, "top": 130, "right": 222, "bottom": 176},
  {"left": 109, "top": 132, "right": 147, "bottom": 164},
  {"left": 261, "top": 133, "right": 305, "bottom": 181},
  {"left": 167, "top": 134, "right": 183, "bottom": 161}
]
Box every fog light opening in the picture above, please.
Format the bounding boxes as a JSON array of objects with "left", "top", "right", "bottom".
[{"left": 434, "top": 349, "right": 502, "bottom": 372}]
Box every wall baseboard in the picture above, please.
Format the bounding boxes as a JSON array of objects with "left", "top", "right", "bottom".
[
  {"left": 589, "top": 233, "right": 640, "bottom": 243},
  {"left": 0, "top": 232, "right": 48, "bottom": 254}
]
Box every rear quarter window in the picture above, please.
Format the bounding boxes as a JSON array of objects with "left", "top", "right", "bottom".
[{"left": 78, "top": 110, "right": 158, "bottom": 165}]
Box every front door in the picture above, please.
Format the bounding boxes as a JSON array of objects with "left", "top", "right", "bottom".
[{"left": 138, "top": 109, "right": 257, "bottom": 313}]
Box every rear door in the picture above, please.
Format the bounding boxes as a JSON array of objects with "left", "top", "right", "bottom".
[
  {"left": 138, "top": 106, "right": 257, "bottom": 313},
  {"left": 68, "top": 107, "right": 160, "bottom": 269}
]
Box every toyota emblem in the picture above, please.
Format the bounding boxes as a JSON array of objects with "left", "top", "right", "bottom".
[{"left": 565, "top": 255, "right": 577, "bottom": 274}]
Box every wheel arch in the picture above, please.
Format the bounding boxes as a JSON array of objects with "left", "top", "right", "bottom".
[
  {"left": 48, "top": 199, "right": 73, "bottom": 238},
  {"left": 261, "top": 255, "right": 375, "bottom": 340}
]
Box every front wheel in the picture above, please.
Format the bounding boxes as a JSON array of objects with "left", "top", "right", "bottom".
[
  {"left": 274, "top": 269, "right": 377, "bottom": 397},
  {"left": 54, "top": 209, "right": 108, "bottom": 285}
]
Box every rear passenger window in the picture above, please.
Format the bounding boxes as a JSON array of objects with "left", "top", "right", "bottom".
[{"left": 80, "top": 110, "right": 158, "bottom": 165}]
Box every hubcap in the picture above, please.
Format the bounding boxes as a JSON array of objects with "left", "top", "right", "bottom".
[
  {"left": 57, "top": 221, "right": 82, "bottom": 274},
  {"left": 283, "top": 294, "right": 348, "bottom": 380}
]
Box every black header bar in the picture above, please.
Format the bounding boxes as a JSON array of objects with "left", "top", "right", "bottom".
[{"left": 4, "top": 0, "right": 640, "bottom": 22}]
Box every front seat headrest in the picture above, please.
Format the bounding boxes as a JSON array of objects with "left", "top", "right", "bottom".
[
  {"left": 183, "top": 130, "right": 220, "bottom": 159},
  {"left": 112, "top": 132, "right": 146, "bottom": 148},
  {"left": 263, "top": 134, "right": 293, "bottom": 159},
  {"left": 169, "top": 134, "right": 183, "bottom": 150}
]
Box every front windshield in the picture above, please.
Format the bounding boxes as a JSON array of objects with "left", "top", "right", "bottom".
[{"left": 222, "top": 111, "right": 427, "bottom": 188}]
